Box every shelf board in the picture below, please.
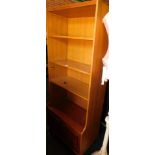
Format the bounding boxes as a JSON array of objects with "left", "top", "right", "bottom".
[
  {"left": 50, "top": 35, "right": 93, "bottom": 41},
  {"left": 48, "top": 100, "right": 86, "bottom": 133},
  {"left": 50, "top": 59, "right": 91, "bottom": 75},
  {"left": 50, "top": 76, "right": 89, "bottom": 100},
  {"left": 47, "top": 0, "right": 96, "bottom": 18}
]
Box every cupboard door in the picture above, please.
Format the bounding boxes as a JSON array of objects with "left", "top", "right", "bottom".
[{"left": 50, "top": 114, "right": 80, "bottom": 153}]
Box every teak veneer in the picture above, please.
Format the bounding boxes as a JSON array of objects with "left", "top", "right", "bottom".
[{"left": 47, "top": 0, "right": 109, "bottom": 154}]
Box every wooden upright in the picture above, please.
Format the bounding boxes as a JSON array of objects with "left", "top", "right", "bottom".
[{"left": 46, "top": 0, "right": 109, "bottom": 154}]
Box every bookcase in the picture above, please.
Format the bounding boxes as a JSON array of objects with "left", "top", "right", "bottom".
[{"left": 47, "top": 0, "right": 109, "bottom": 154}]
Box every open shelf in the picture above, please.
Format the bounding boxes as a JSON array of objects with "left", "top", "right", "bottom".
[
  {"left": 50, "top": 76, "right": 89, "bottom": 100},
  {"left": 47, "top": 0, "right": 96, "bottom": 17},
  {"left": 48, "top": 99, "right": 86, "bottom": 134},
  {"left": 49, "top": 60, "right": 91, "bottom": 75},
  {"left": 47, "top": 0, "right": 109, "bottom": 153},
  {"left": 49, "top": 35, "right": 93, "bottom": 41}
]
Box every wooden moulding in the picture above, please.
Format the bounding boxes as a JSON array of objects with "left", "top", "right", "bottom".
[
  {"left": 47, "top": 0, "right": 96, "bottom": 11},
  {"left": 47, "top": 0, "right": 96, "bottom": 18}
]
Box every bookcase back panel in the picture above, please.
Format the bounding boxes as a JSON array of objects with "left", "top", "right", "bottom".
[
  {"left": 67, "top": 92, "right": 88, "bottom": 110},
  {"left": 67, "top": 69, "right": 90, "bottom": 84},
  {"left": 48, "top": 38, "right": 67, "bottom": 62},
  {"left": 49, "top": 65, "right": 67, "bottom": 80},
  {"left": 68, "top": 17, "right": 95, "bottom": 38},
  {"left": 47, "top": 13, "right": 68, "bottom": 35},
  {"left": 67, "top": 40, "right": 93, "bottom": 65}
]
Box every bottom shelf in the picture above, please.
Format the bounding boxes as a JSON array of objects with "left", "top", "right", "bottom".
[{"left": 48, "top": 99, "right": 86, "bottom": 134}]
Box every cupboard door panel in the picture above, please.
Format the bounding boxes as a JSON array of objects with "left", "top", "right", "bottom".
[{"left": 50, "top": 114, "right": 80, "bottom": 153}]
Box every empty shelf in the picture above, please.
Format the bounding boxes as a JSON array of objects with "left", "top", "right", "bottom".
[
  {"left": 50, "top": 35, "right": 93, "bottom": 41},
  {"left": 51, "top": 59, "right": 91, "bottom": 75},
  {"left": 48, "top": 100, "right": 86, "bottom": 133},
  {"left": 50, "top": 76, "right": 89, "bottom": 100}
]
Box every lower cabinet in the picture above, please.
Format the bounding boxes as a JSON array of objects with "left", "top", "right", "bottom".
[{"left": 49, "top": 113, "right": 80, "bottom": 154}]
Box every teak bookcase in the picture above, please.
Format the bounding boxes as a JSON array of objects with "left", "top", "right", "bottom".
[{"left": 46, "top": 0, "right": 109, "bottom": 154}]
